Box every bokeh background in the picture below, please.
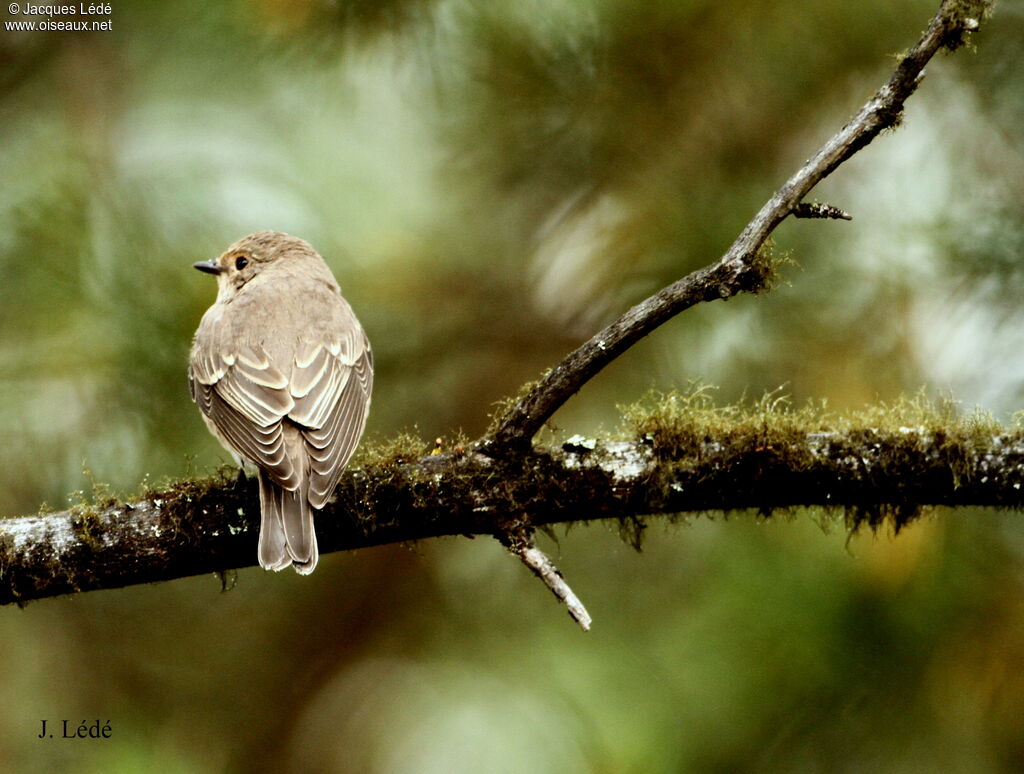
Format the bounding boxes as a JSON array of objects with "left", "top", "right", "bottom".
[{"left": 2, "top": 0, "right": 1023, "bottom": 771}]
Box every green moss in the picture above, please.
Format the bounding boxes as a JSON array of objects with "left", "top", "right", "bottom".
[
  {"left": 746, "top": 238, "right": 790, "bottom": 296},
  {"left": 69, "top": 507, "right": 104, "bottom": 550},
  {"left": 351, "top": 430, "right": 431, "bottom": 469},
  {"left": 65, "top": 477, "right": 107, "bottom": 553},
  {"left": 618, "top": 514, "right": 647, "bottom": 551},
  {"left": 155, "top": 466, "right": 249, "bottom": 544},
  {"left": 623, "top": 386, "right": 1003, "bottom": 455},
  {"left": 941, "top": 0, "right": 993, "bottom": 51},
  {"left": 50, "top": 464, "right": 126, "bottom": 523},
  {"left": 337, "top": 431, "right": 433, "bottom": 533},
  {"left": 341, "top": 429, "right": 495, "bottom": 535},
  {"left": 944, "top": 0, "right": 993, "bottom": 24},
  {"left": 619, "top": 385, "right": 1018, "bottom": 533},
  {"left": 81, "top": 466, "right": 119, "bottom": 511}
]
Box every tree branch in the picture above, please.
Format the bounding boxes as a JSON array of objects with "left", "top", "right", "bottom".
[
  {"left": 3, "top": 420, "right": 1023, "bottom": 606},
  {"left": 486, "top": 0, "right": 992, "bottom": 452}
]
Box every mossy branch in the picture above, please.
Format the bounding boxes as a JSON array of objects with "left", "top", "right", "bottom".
[
  {"left": 0, "top": 2, "right": 999, "bottom": 619},
  {"left": 486, "top": 0, "right": 992, "bottom": 452},
  {"left": 3, "top": 393, "right": 1023, "bottom": 607}
]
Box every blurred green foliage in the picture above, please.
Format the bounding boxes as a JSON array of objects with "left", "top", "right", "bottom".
[{"left": 1, "top": 0, "right": 1023, "bottom": 771}]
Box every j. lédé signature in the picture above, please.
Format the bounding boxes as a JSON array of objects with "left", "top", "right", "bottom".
[{"left": 38, "top": 719, "right": 111, "bottom": 739}]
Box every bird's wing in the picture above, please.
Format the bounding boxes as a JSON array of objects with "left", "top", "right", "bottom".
[
  {"left": 189, "top": 345, "right": 301, "bottom": 491},
  {"left": 290, "top": 325, "right": 373, "bottom": 509}
]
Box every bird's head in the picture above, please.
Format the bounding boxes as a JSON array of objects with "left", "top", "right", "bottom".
[{"left": 193, "top": 231, "right": 328, "bottom": 302}]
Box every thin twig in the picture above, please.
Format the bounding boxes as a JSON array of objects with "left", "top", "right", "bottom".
[
  {"left": 500, "top": 524, "right": 592, "bottom": 631},
  {"left": 486, "top": 0, "right": 987, "bottom": 452}
]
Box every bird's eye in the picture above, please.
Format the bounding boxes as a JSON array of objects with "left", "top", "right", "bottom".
[{"left": 235, "top": 256, "right": 249, "bottom": 270}]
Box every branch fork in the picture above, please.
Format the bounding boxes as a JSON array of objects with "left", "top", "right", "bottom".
[{"left": 486, "top": 0, "right": 990, "bottom": 455}]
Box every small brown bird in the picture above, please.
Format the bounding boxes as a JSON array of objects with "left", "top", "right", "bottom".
[{"left": 189, "top": 231, "right": 373, "bottom": 574}]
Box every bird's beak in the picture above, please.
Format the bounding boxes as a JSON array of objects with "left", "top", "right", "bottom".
[{"left": 193, "top": 259, "right": 222, "bottom": 275}]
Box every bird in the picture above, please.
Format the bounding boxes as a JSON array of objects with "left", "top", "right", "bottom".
[{"left": 188, "top": 231, "right": 373, "bottom": 574}]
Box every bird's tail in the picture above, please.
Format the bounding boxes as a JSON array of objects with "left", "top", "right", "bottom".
[{"left": 257, "top": 470, "right": 318, "bottom": 575}]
